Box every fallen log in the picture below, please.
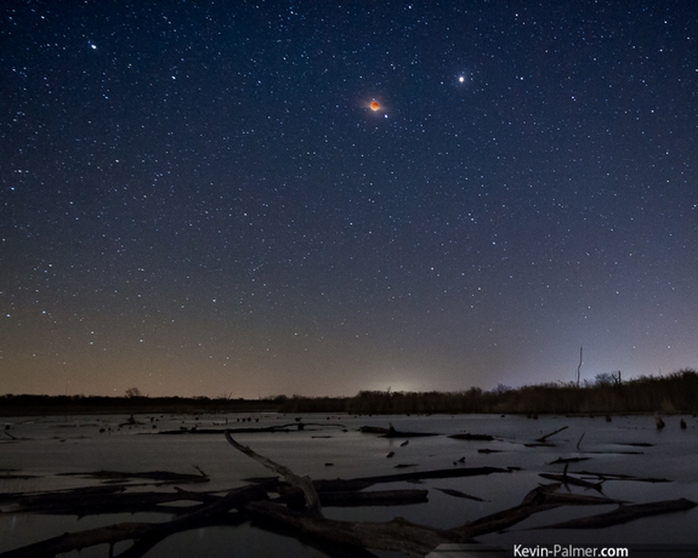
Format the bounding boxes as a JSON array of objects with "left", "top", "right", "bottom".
[
  {"left": 160, "top": 421, "right": 346, "bottom": 435},
  {"left": 250, "top": 465, "right": 510, "bottom": 512},
  {"left": 57, "top": 469, "right": 209, "bottom": 484},
  {"left": 225, "top": 431, "right": 468, "bottom": 556},
  {"left": 280, "top": 489, "right": 429, "bottom": 508},
  {"left": 0, "top": 472, "right": 38, "bottom": 480},
  {"left": 538, "top": 472, "right": 604, "bottom": 492},
  {"left": 573, "top": 470, "right": 672, "bottom": 483},
  {"left": 225, "top": 430, "right": 322, "bottom": 517},
  {"left": 358, "top": 425, "right": 391, "bottom": 434},
  {"left": 0, "top": 483, "right": 265, "bottom": 558},
  {"left": 539, "top": 498, "right": 697, "bottom": 529},
  {"left": 242, "top": 499, "right": 465, "bottom": 558},
  {"left": 548, "top": 456, "right": 590, "bottom": 465},
  {"left": 582, "top": 450, "right": 644, "bottom": 455},
  {"left": 354, "top": 466, "right": 511, "bottom": 484},
  {"left": 449, "top": 433, "right": 495, "bottom": 441},
  {"left": 0, "top": 483, "right": 225, "bottom": 516},
  {"left": 452, "top": 484, "right": 564, "bottom": 538},
  {"left": 359, "top": 425, "right": 439, "bottom": 438},
  {"left": 435, "top": 487, "right": 487, "bottom": 502},
  {"left": 535, "top": 425, "right": 568, "bottom": 443},
  {"left": 452, "top": 483, "right": 621, "bottom": 539}
]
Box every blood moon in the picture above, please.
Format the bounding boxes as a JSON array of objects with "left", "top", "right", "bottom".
[{"left": 370, "top": 101, "right": 381, "bottom": 111}]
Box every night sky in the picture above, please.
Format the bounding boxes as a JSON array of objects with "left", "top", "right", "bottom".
[{"left": 2, "top": 2, "right": 697, "bottom": 398}]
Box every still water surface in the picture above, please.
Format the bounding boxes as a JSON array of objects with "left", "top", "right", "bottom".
[{"left": 2, "top": 413, "right": 697, "bottom": 556}]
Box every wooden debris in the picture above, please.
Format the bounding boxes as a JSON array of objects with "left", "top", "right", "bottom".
[
  {"left": 225, "top": 431, "right": 322, "bottom": 517},
  {"left": 548, "top": 456, "right": 591, "bottom": 465},
  {"left": 160, "top": 421, "right": 346, "bottom": 435},
  {"left": 449, "top": 433, "right": 495, "bottom": 441},
  {"left": 2, "top": 431, "right": 693, "bottom": 558},
  {"left": 539, "top": 498, "right": 697, "bottom": 529},
  {"left": 538, "top": 473, "right": 604, "bottom": 492},
  {"left": 0, "top": 483, "right": 227, "bottom": 516},
  {"left": 584, "top": 450, "right": 643, "bottom": 455},
  {"left": 57, "top": 469, "right": 209, "bottom": 484},
  {"left": 358, "top": 425, "right": 390, "bottom": 434},
  {"left": 353, "top": 466, "right": 511, "bottom": 484},
  {"left": 535, "top": 425, "right": 568, "bottom": 443},
  {"left": 0, "top": 484, "right": 263, "bottom": 558},
  {"left": 241, "top": 499, "right": 463, "bottom": 558},
  {"left": 452, "top": 483, "right": 622, "bottom": 540},
  {"left": 435, "top": 487, "right": 487, "bottom": 502},
  {"left": 573, "top": 470, "right": 671, "bottom": 483},
  {"left": 279, "top": 488, "right": 429, "bottom": 508},
  {"left": 0, "top": 469, "right": 39, "bottom": 480},
  {"left": 359, "top": 425, "right": 439, "bottom": 438},
  {"left": 225, "top": 432, "right": 465, "bottom": 557}
]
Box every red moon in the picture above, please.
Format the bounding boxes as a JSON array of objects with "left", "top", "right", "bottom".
[{"left": 370, "top": 101, "right": 380, "bottom": 111}]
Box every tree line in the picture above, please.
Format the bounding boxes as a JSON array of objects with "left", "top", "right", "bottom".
[
  {"left": 276, "top": 369, "right": 698, "bottom": 415},
  {"left": 1, "top": 369, "right": 696, "bottom": 417}
]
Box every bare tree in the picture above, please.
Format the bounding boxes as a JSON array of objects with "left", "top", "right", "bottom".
[{"left": 576, "top": 346, "right": 583, "bottom": 388}]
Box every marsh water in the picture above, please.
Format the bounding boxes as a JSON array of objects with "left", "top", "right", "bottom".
[{"left": 1, "top": 413, "right": 697, "bottom": 557}]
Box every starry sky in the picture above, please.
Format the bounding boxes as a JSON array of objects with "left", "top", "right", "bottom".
[{"left": 1, "top": 1, "right": 697, "bottom": 399}]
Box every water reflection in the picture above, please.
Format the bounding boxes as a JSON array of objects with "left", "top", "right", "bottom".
[{"left": 1, "top": 413, "right": 697, "bottom": 556}]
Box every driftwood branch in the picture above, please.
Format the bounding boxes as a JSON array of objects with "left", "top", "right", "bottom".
[
  {"left": 0, "top": 484, "right": 264, "bottom": 558},
  {"left": 225, "top": 430, "right": 322, "bottom": 517},
  {"left": 535, "top": 425, "right": 568, "bottom": 443},
  {"left": 451, "top": 483, "right": 619, "bottom": 539},
  {"left": 539, "top": 498, "right": 697, "bottom": 529},
  {"left": 243, "top": 499, "right": 463, "bottom": 557}
]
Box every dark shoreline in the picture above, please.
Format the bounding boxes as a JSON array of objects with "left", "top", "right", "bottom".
[
  {"left": 0, "top": 397, "right": 277, "bottom": 417},
  {"left": 2, "top": 368, "right": 697, "bottom": 418}
]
